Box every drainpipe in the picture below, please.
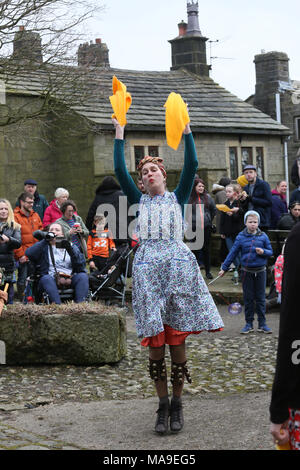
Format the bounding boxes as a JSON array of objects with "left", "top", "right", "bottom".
[{"left": 275, "top": 92, "right": 290, "bottom": 205}]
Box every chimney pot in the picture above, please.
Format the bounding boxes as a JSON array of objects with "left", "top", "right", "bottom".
[{"left": 178, "top": 21, "right": 187, "bottom": 37}]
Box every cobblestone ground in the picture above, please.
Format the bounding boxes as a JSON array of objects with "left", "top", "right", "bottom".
[{"left": 0, "top": 305, "right": 280, "bottom": 450}]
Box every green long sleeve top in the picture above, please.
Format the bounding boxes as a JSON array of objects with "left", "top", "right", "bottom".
[{"left": 113, "top": 133, "right": 198, "bottom": 211}]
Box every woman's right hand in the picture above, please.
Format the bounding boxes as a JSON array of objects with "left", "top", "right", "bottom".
[
  {"left": 112, "top": 118, "right": 125, "bottom": 140},
  {"left": 0, "top": 234, "right": 9, "bottom": 243}
]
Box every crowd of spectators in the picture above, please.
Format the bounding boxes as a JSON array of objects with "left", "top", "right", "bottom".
[{"left": 0, "top": 155, "right": 299, "bottom": 305}]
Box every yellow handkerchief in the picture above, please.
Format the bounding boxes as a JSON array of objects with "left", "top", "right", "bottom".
[
  {"left": 237, "top": 175, "right": 248, "bottom": 188},
  {"left": 164, "top": 92, "right": 190, "bottom": 150},
  {"left": 216, "top": 204, "right": 232, "bottom": 213},
  {"left": 109, "top": 76, "right": 132, "bottom": 126}
]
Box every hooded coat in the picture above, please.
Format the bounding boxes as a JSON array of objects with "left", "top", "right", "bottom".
[
  {"left": 221, "top": 227, "right": 273, "bottom": 271},
  {"left": 85, "top": 176, "right": 130, "bottom": 245}
]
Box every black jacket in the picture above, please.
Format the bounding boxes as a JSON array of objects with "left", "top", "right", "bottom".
[
  {"left": 0, "top": 222, "right": 21, "bottom": 276},
  {"left": 219, "top": 199, "right": 245, "bottom": 237},
  {"left": 240, "top": 178, "right": 272, "bottom": 228},
  {"left": 85, "top": 177, "right": 130, "bottom": 245},
  {"left": 270, "top": 222, "right": 300, "bottom": 423},
  {"left": 291, "top": 159, "right": 300, "bottom": 187},
  {"left": 277, "top": 213, "right": 299, "bottom": 230}
]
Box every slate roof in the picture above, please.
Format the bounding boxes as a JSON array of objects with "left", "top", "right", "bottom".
[{"left": 1, "top": 64, "right": 290, "bottom": 136}]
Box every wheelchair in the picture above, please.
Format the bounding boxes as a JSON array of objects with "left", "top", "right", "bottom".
[{"left": 23, "top": 269, "right": 75, "bottom": 304}]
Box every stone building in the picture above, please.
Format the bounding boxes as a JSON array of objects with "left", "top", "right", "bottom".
[
  {"left": 0, "top": 1, "right": 290, "bottom": 220},
  {"left": 247, "top": 50, "right": 300, "bottom": 189}
]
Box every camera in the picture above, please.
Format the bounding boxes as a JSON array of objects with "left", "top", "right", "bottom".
[
  {"left": 33, "top": 230, "right": 56, "bottom": 241},
  {"left": 55, "top": 238, "right": 70, "bottom": 249}
]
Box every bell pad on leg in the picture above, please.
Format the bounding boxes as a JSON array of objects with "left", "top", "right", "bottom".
[
  {"left": 170, "top": 361, "right": 192, "bottom": 385},
  {"left": 148, "top": 358, "right": 167, "bottom": 382}
]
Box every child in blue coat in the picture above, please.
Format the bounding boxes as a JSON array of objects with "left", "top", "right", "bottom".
[{"left": 219, "top": 210, "right": 273, "bottom": 334}]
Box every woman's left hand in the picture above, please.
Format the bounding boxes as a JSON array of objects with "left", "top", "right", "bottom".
[
  {"left": 183, "top": 123, "right": 191, "bottom": 135},
  {"left": 112, "top": 118, "right": 125, "bottom": 139}
]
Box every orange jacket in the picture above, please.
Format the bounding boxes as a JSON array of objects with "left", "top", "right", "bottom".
[
  {"left": 87, "top": 229, "right": 116, "bottom": 260},
  {"left": 13, "top": 207, "right": 43, "bottom": 260}
]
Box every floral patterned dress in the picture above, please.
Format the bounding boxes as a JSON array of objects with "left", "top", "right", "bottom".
[
  {"left": 132, "top": 191, "right": 224, "bottom": 338},
  {"left": 114, "top": 134, "right": 224, "bottom": 339}
]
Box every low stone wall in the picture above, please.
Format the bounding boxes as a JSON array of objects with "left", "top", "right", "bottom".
[{"left": 0, "top": 302, "right": 127, "bottom": 365}]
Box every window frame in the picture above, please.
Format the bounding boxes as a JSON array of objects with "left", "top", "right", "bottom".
[
  {"left": 226, "top": 142, "right": 267, "bottom": 180},
  {"left": 294, "top": 116, "right": 300, "bottom": 141},
  {"left": 129, "top": 140, "right": 161, "bottom": 171}
]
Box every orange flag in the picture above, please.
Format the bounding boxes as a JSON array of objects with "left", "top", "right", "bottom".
[
  {"left": 164, "top": 92, "right": 190, "bottom": 150},
  {"left": 109, "top": 76, "right": 132, "bottom": 126}
]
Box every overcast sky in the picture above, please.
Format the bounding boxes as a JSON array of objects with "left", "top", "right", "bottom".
[{"left": 84, "top": 0, "right": 300, "bottom": 101}]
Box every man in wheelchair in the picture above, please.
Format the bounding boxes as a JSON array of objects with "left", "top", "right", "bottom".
[{"left": 25, "top": 223, "right": 89, "bottom": 304}]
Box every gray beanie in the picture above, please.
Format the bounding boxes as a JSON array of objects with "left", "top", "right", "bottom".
[{"left": 244, "top": 210, "right": 260, "bottom": 225}]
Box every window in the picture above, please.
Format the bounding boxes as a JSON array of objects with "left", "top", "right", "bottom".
[
  {"left": 148, "top": 146, "right": 159, "bottom": 158},
  {"left": 295, "top": 117, "right": 300, "bottom": 141},
  {"left": 134, "top": 146, "right": 145, "bottom": 169},
  {"left": 229, "top": 147, "right": 238, "bottom": 180},
  {"left": 227, "top": 144, "right": 266, "bottom": 180},
  {"left": 256, "top": 147, "right": 264, "bottom": 179},
  {"left": 133, "top": 144, "right": 160, "bottom": 170},
  {"left": 241, "top": 147, "right": 253, "bottom": 168}
]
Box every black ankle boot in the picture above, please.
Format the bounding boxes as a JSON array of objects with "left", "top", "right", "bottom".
[
  {"left": 170, "top": 397, "right": 184, "bottom": 432},
  {"left": 155, "top": 397, "right": 169, "bottom": 435}
]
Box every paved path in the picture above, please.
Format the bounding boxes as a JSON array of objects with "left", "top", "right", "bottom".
[{"left": 0, "top": 297, "right": 281, "bottom": 451}]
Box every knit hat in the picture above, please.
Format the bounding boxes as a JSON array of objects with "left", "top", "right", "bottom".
[{"left": 244, "top": 210, "right": 260, "bottom": 225}]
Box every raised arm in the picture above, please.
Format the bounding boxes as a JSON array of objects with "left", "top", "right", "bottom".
[
  {"left": 174, "top": 123, "right": 198, "bottom": 206},
  {"left": 113, "top": 119, "right": 141, "bottom": 205}
]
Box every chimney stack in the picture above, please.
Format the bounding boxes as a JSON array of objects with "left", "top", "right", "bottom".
[
  {"left": 78, "top": 38, "right": 110, "bottom": 67},
  {"left": 253, "top": 51, "right": 290, "bottom": 120},
  {"left": 12, "top": 27, "right": 43, "bottom": 64},
  {"left": 169, "top": 1, "right": 210, "bottom": 76}
]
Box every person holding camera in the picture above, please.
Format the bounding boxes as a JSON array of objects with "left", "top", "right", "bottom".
[
  {"left": 0, "top": 199, "right": 21, "bottom": 304},
  {"left": 25, "top": 223, "right": 89, "bottom": 304}
]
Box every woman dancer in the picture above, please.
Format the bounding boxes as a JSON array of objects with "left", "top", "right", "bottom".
[{"left": 113, "top": 116, "right": 223, "bottom": 434}]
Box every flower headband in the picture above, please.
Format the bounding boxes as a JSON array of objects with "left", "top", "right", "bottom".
[{"left": 137, "top": 156, "right": 167, "bottom": 178}]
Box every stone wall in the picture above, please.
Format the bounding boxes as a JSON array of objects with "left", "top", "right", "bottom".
[
  {"left": 0, "top": 303, "right": 127, "bottom": 365},
  {"left": 0, "top": 95, "right": 55, "bottom": 204}
]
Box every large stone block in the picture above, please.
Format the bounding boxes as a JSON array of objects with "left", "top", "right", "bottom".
[{"left": 0, "top": 302, "right": 127, "bottom": 365}]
